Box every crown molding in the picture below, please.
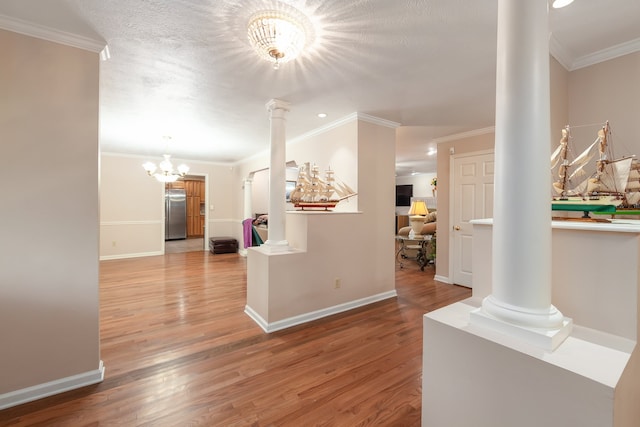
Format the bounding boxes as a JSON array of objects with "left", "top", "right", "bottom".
[
  {"left": 550, "top": 32, "right": 640, "bottom": 72},
  {"left": 549, "top": 33, "right": 573, "bottom": 71},
  {"left": 288, "top": 112, "right": 400, "bottom": 147},
  {"left": 356, "top": 113, "right": 401, "bottom": 129},
  {"left": 432, "top": 126, "right": 495, "bottom": 144},
  {"left": 570, "top": 37, "right": 640, "bottom": 71},
  {"left": 287, "top": 112, "right": 358, "bottom": 146},
  {"left": 101, "top": 151, "right": 232, "bottom": 167},
  {"left": 0, "top": 13, "right": 105, "bottom": 53}
]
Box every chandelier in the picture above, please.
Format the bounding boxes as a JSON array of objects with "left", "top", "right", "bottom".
[
  {"left": 143, "top": 154, "right": 189, "bottom": 183},
  {"left": 247, "top": 9, "right": 311, "bottom": 69}
]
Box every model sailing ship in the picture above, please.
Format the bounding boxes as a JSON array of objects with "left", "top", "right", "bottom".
[
  {"left": 289, "top": 162, "right": 357, "bottom": 210},
  {"left": 551, "top": 121, "right": 640, "bottom": 216}
]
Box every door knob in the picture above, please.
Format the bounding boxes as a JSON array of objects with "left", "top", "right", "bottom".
[{"left": 454, "top": 225, "right": 461, "bottom": 230}]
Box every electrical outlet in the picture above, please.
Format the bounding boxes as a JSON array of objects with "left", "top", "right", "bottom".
[
  {"left": 112, "top": 241, "right": 116, "bottom": 247},
  {"left": 334, "top": 278, "right": 341, "bottom": 289}
]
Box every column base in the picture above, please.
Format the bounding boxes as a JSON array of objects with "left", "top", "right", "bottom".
[
  {"left": 470, "top": 297, "right": 573, "bottom": 351},
  {"left": 424, "top": 301, "right": 633, "bottom": 427},
  {"left": 261, "top": 239, "right": 290, "bottom": 253}
]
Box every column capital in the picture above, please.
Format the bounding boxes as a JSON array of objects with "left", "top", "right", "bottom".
[{"left": 266, "top": 99, "right": 290, "bottom": 113}]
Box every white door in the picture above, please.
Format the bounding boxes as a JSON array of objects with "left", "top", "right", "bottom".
[{"left": 450, "top": 151, "right": 494, "bottom": 287}]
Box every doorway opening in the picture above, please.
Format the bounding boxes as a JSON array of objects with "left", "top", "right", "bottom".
[{"left": 164, "top": 174, "right": 208, "bottom": 253}]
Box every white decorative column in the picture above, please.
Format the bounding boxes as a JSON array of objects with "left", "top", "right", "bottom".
[
  {"left": 470, "top": 0, "right": 571, "bottom": 350},
  {"left": 239, "top": 178, "right": 253, "bottom": 256},
  {"left": 263, "top": 99, "right": 290, "bottom": 251},
  {"left": 243, "top": 178, "right": 253, "bottom": 222}
]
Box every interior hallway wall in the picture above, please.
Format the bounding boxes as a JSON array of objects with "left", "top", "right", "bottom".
[{"left": 0, "top": 29, "right": 101, "bottom": 399}]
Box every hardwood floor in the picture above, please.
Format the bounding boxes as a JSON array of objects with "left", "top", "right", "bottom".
[
  {"left": 164, "top": 237, "right": 205, "bottom": 253},
  {"left": 0, "top": 252, "right": 471, "bottom": 426}
]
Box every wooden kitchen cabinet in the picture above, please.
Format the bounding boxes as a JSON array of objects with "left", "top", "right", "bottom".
[{"left": 185, "top": 180, "right": 205, "bottom": 237}]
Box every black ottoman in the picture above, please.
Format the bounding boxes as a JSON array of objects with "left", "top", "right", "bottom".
[{"left": 209, "top": 237, "right": 238, "bottom": 254}]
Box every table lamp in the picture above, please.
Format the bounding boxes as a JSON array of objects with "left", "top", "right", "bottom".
[{"left": 408, "top": 200, "right": 429, "bottom": 235}]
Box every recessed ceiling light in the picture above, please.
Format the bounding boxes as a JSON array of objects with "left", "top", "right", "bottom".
[
  {"left": 427, "top": 148, "right": 437, "bottom": 156},
  {"left": 552, "top": 0, "right": 574, "bottom": 8},
  {"left": 317, "top": 113, "right": 327, "bottom": 118}
]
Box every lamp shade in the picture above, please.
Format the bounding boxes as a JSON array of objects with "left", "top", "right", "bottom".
[{"left": 408, "top": 200, "right": 429, "bottom": 216}]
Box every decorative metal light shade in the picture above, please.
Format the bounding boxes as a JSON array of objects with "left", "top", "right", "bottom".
[
  {"left": 143, "top": 154, "right": 189, "bottom": 183},
  {"left": 247, "top": 10, "right": 308, "bottom": 69}
]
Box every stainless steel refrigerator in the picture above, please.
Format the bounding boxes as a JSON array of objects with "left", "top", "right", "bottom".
[{"left": 165, "top": 189, "right": 187, "bottom": 240}]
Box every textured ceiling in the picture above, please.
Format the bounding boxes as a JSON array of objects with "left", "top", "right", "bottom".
[{"left": 1, "top": 0, "right": 640, "bottom": 176}]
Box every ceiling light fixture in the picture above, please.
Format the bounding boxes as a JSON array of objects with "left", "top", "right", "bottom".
[
  {"left": 427, "top": 148, "right": 437, "bottom": 156},
  {"left": 552, "top": 0, "right": 574, "bottom": 8},
  {"left": 143, "top": 154, "right": 190, "bottom": 183},
  {"left": 317, "top": 113, "right": 327, "bottom": 118},
  {"left": 142, "top": 136, "right": 189, "bottom": 182},
  {"left": 247, "top": 9, "right": 311, "bottom": 69}
]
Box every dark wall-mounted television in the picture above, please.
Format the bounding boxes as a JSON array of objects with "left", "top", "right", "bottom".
[{"left": 395, "top": 184, "right": 413, "bottom": 206}]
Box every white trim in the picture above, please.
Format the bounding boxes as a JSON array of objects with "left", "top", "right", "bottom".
[
  {"left": 449, "top": 148, "right": 495, "bottom": 160},
  {"left": 100, "top": 151, "right": 232, "bottom": 167},
  {"left": 238, "top": 112, "right": 400, "bottom": 165},
  {"left": 0, "top": 14, "right": 105, "bottom": 53},
  {"left": 432, "top": 126, "right": 495, "bottom": 144},
  {"left": 244, "top": 306, "right": 270, "bottom": 332},
  {"left": 288, "top": 112, "right": 359, "bottom": 145},
  {"left": 100, "top": 220, "right": 162, "bottom": 226},
  {"left": 208, "top": 218, "right": 239, "bottom": 225},
  {"left": 289, "top": 112, "right": 400, "bottom": 145},
  {"left": 0, "top": 361, "right": 104, "bottom": 410},
  {"left": 244, "top": 290, "right": 398, "bottom": 333},
  {"left": 356, "top": 113, "right": 401, "bottom": 129},
  {"left": 100, "top": 251, "right": 163, "bottom": 261},
  {"left": 570, "top": 37, "right": 640, "bottom": 71},
  {"left": 434, "top": 274, "right": 452, "bottom": 284},
  {"left": 549, "top": 33, "right": 573, "bottom": 71},
  {"left": 549, "top": 33, "right": 640, "bottom": 72}
]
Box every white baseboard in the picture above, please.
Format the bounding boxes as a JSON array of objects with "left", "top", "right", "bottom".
[
  {"left": 0, "top": 360, "right": 105, "bottom": 410},
  {"left": 245, "top": 290, "right": 398, "bottom": 333},
  {"left": 100, "top": 251, "right": 163, "bottom": 261},
  {"left": 434, "top": 274, "right": 451, "bottom": 284}
]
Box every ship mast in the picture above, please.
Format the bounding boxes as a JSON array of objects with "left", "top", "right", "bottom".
[{"left": 552, "top": 126, "right": 570, "bottom": 196}]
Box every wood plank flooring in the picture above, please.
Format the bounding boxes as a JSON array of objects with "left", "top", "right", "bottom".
[
  {"left": 164, "top": 237, "right": 205, "bottom": 253},
  {"left": 0, "top": 251, "right": 471, "bottom": 426}
]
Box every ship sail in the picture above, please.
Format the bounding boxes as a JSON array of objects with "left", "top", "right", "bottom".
[
  {"left": 567, "top": 139, "right": 599, "bottom": 181},
  {"left": 550, "top": 121, "right": 640, "bottom": 216},
  {"left": 587, "top": 157, "right": 633, "bottom": 194}
]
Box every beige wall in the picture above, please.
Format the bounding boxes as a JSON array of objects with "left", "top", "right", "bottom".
[
  {"left": 436, "top": 58, "right": 569, "bottom": 281},
  {"left": 100, "top": 154, "right": 164, "bottom": 258},
  {"left": 0, "top": 30, "right": 100, "bottom": 396},
  {"left": 550, "top": 56, "right": 570, "bottom": 147},
  {"left": 238, "top": 117, "right": 360, "bottom": 220},
  {"left": 568, "top": 52, "right": 640, "bottom": 154},
  {"left": 100, "top": 153, "right": 236, "bottom": 259},
  {"left": 244, "top": 116, "right": 397, "bottom": 327},
  {"left": 287, "top": 119, "right": 360, "bottom": 212},
  {"left": 434, "top": 56, "right": 570, "bottom": 282},
  {"left": 566, "top": 52, "right": 640, "bottom": 423}
]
